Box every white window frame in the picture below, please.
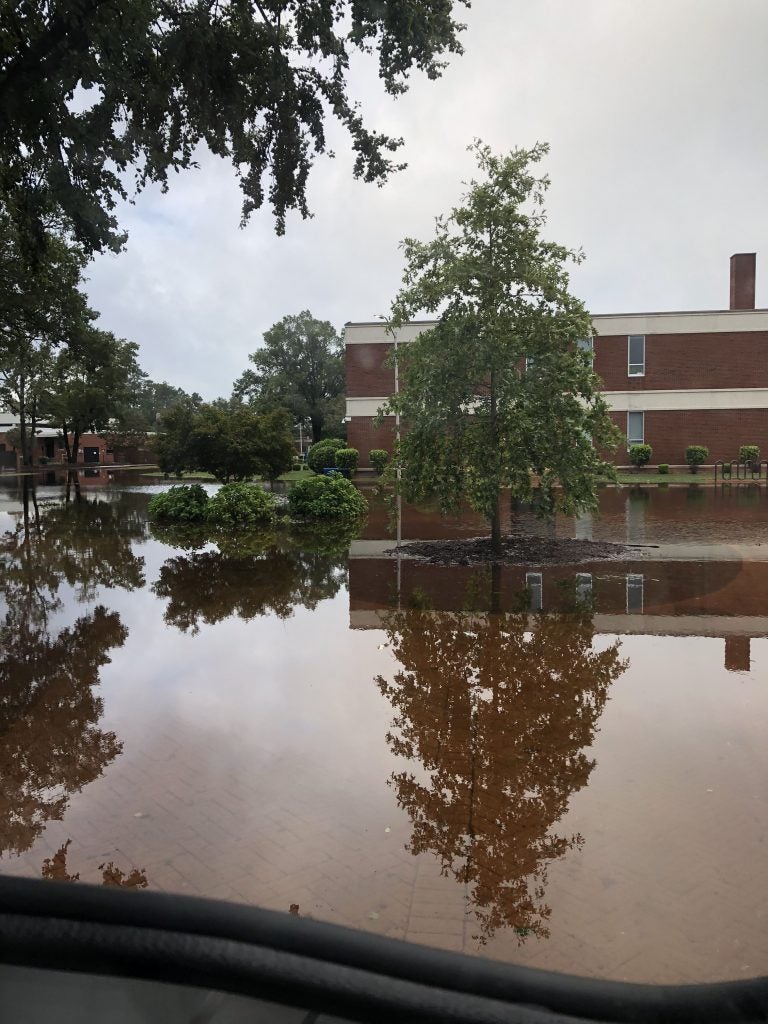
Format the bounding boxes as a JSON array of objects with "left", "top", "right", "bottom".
[
  {"left": 577, "top": 336, "right": 594, "bottom": 368},
  {"left": 526, "top": 572, "right": 543, "bottom": 612},
  {"left": 626, "top": 574, "right": 644, "bottom": 614},
  {"left": 628, "top": 334, "right": 645, "bottom": 377},
  {"left": 627, "top": 410, "right": 644, "bottom": 447}
]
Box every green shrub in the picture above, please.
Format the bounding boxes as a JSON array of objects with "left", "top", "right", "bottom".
[
  {"left": 628, "top": 443, "right": 652, "bottom": 469},
  {"left": 657, "top": 463, "right": 669, "bottom": 474},
  {"left": 307, "top": 438, "right": 346, "bottom": 474},
  {"left": 148, "top": 484, "right": 209, "bottom": 522},
  {"left": 334, "top": 447, "right": 359, "bottom": 472},
  {"left": 740, "top": 445, "right": 760, "bottom": 465},
  {"left": 685, "top": 445, "right": 709, "bottom": 474},
  {"left": 288, "top": 472, "right": 368, "bottom": 519},
  {"left": 206, "top": 482, "right": 276, "bottom": 526},
  {"left": 369, "top": 449, "right": 389, "bottom": 475}
]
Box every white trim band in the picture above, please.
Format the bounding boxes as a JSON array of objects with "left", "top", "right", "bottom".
[
  {"left": 344, "top": 310, "right": 768, "bottom": 344},
  {"left": 605, "top": 388, "right": 768, "bottom": 412}
]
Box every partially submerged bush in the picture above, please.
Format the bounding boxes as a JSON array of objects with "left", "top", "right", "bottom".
[
  {"left": 657, "top": 463, "right": 669, "bottom": 474},
  {"left": 739, "top": 444, "right": 760, "bottom": 465},
  {"left": 207, "top": 482, "right": 277, "bottom": 526},
  {"left": 369, "top": 449, "right": 389, "bottom": 474},
  {"left": 334, "top": 447, "right": 359, "bottom": 472},
  {"left": 288, "top": 472, "right": 367, "bottom": 519},
  {"left": 307, "top": 438, "right": 346, "bottom": 474},
  {"left": 148, "top": 484, "right": 209, "bottom": 522},
  {"left": 685, "top": 445, "right": 708, "bottom": 474},
  {"left": 628, "top": 443, "right": 652, "bottom": 469}
]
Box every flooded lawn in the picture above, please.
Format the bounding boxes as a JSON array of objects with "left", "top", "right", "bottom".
[{"left": 1, "top": 471, "right": 768, "bottom": 985}]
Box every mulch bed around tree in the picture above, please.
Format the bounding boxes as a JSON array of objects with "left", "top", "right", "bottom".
[{"left": 385, "top": 535, "right": 632, "bottom": 566}]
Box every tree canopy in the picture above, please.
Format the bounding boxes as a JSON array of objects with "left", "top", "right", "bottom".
[
  {"left": 155, "top": 401, "right": 294, "bottom": 482},
  {"left": 234, "top": 311, "right": 344, "bottom": 443},
  {"left": 1, "top": 1, "right": 468, "bottom": 254},
  {"left": 381, "top": 142, "right": 621, "bottom": 555}
]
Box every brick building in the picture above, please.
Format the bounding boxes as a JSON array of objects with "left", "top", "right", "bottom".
[{"left": 345, "top": 252, "right": 768, "bottom": 468}]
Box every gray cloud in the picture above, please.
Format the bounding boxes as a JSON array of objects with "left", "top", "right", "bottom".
[{"left": 84, "top": 0, "right": 768, "bottom": 398}]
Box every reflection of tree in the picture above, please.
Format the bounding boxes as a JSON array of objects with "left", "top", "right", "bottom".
[
  {"left": 0, "top": 607, "right": 127, "bottom": 857},
  {"left": 376, "top": 601, "right": 627, "bottom": 944},
  {"left": 152, "top": 526, "right": 351, "bottom": 633},
  {"left": 42, "top": 840, "right": 149, "bottom": 889},
  {"left": 0, "top": 483, "right": 146, "bottom": 629}
]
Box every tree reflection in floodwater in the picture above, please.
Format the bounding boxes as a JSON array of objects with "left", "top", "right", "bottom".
[
  {"left": 152, "top": 522, "right": 355, "bottom": 633},
  {"left": 0, "top": 483, "right": 141, "bottom": 858},
  {"left": 376, "top": 588, "right": 627, "bottom": 945},
  {"left": 0, "top": 607, "right": 127, "bottom": 857},
  {"left": 42, "top": 839, "right": 149, "bottom": 890}
]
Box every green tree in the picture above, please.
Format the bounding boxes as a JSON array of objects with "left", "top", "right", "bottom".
[
  {"left": 154, "top": 400, "right": 200, "bottom": 476},
  {"left": 0, "top": 214, "right": 93, "bottom": 465},
  {"left": 381, "top": 143, "right": 621, "bottom": 556},
  {"left": 0, "top": 2, "right": 468, "bottom": 254},
  {"left": 234, "top": 312, "right": 344, "bottom": 443},
  {"left": 189, "top": 404, "right": 293, "bottom": 483},
  {"left": 43, "top": 328, "right": 142, "bottom": 464}
]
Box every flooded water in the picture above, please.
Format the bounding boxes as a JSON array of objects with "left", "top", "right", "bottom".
[{"left": 1, "top": 471, "right": 767, "bottom": 985}]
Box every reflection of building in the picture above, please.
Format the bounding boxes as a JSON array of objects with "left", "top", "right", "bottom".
[
  {"left": 348, "top": 553, "right": 764, "bottom": 673},
  {"left": 345, "top": 252, "right": 768, "bottom": 468}
]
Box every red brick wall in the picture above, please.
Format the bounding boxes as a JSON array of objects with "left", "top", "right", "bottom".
[
  {"left": 595, "top": 331, "right": 768, "bottom": 391},
  {"left": 609, "top": 408, "right": 768, "bottom": 464},
  {"left": 347, "top": 416, "right": 396, "bottom": 466},
  {"left": 346, "top": 343, "right": 395, "bottom": 397}
]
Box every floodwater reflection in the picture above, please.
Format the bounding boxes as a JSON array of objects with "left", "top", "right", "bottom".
[
  {"left": 376, "top": 591, "right": 627, "bottom": 944},
  {"left": 0, "top": 607, "right": 126, "bottom": 856},
  {"left": 151, "top": 524, "right": 353, "bottom": 633}
]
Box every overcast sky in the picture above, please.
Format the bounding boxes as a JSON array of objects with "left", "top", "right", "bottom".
[{"left": 84, "top": 0, "right": 768, "bottom": 399}]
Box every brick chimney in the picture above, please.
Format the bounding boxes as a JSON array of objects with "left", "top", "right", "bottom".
[{"left": 729, "top": 253, "right": 756, "bottom": 310}]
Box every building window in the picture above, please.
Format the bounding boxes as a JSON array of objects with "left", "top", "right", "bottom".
[
  {"left": 526, "top": 572, "right": 543, "bottom": 612},
  {"left": 626, "top": 574, "right": 644, "bottom": 614},
  {"left": 525, "top": 356, "right": 536, "bottom": 373},
  {"left": 628, "top": 334, "right": 645, "bottom": 376},
  {"left": 627, "top": 410, "right": 644, "bottom": 446},
  {"left": 577, "top": 337, "right": 594, "bottom": 367}
]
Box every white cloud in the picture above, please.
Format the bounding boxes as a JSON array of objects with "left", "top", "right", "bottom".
[{"left": 84, "top": 0, "right": 768, "bottom": 398}]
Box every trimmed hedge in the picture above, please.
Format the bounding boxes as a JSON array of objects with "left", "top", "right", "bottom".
[
  {"left": 685, "top": 445, "right": 708, "bottom": 474},
  {"left": 334, "top": 447, "right": 359, "bottom": 472},
  {"left": 369, "top": 449, "right": 389, "bottom": 474},
  {"left": 288, "top": 472, "right": 368, "bottom": 519},
  {"left": 307, "top": 438, "right": 346, "bottom": 474},
  {"left": 206, "top": 482, "right": 277, "bottom": 526},
  {"left": 657, "top": 463, "right": 669, "bottom": 474},
  {"left": 148, "top": 484, "right": 209, "bottom": 522},
  {"left": 740, "top": 445, "right": 760, "bottom": 465},
  {"left": 628, "top": 443, "right": 652, "bottom": 469}
]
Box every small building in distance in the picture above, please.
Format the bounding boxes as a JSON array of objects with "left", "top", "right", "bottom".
[
  {"left": 344, "top": 252, "right": 768, "bottom": 469},
  {"left": 0, "top": 413, "right": 116, "bottom": 470}
]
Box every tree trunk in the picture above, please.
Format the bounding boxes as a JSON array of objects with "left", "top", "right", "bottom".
[
  {"left": 490, "top": 559, "right": 502, "bottom": 615},
  {"left": 29, "top": 395, "right": 38, "bottom": 467},
  {"left": 61, "top": 422, "right": 73, "bottom": 464},
  {"left": 70, "top": 428, "right": 80, "bottom": 465},
  {"left": 18, "top": 376, "right": 30, "bottom": 467},
  {"left": 490, "top": 499, "right": 502, "bottom": 559},
  {"left": 310, "top": 416, "right": 323, "bottom": 444}
]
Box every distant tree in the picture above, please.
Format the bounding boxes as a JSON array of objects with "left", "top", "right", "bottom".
[
  {"left": 157, "top": 402, "right": 294, "bottom": 482},
  {"left": 234, "top": 312, "right": 344, "bottom": 443},
  {"left": 129, "top": 379, "right": 203, "bottom": 430},
  {"left": 43, "top": 329, "right": 142, "bottom": 464},
  {"left": 0, "top": 2, "right": 468, "bottom": 255},
  {"left": 0, "top": 214, "right": 92, "bottom": 465},
  {"left": 381, "top": 143, "right": 621, "bottom": 556}
]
